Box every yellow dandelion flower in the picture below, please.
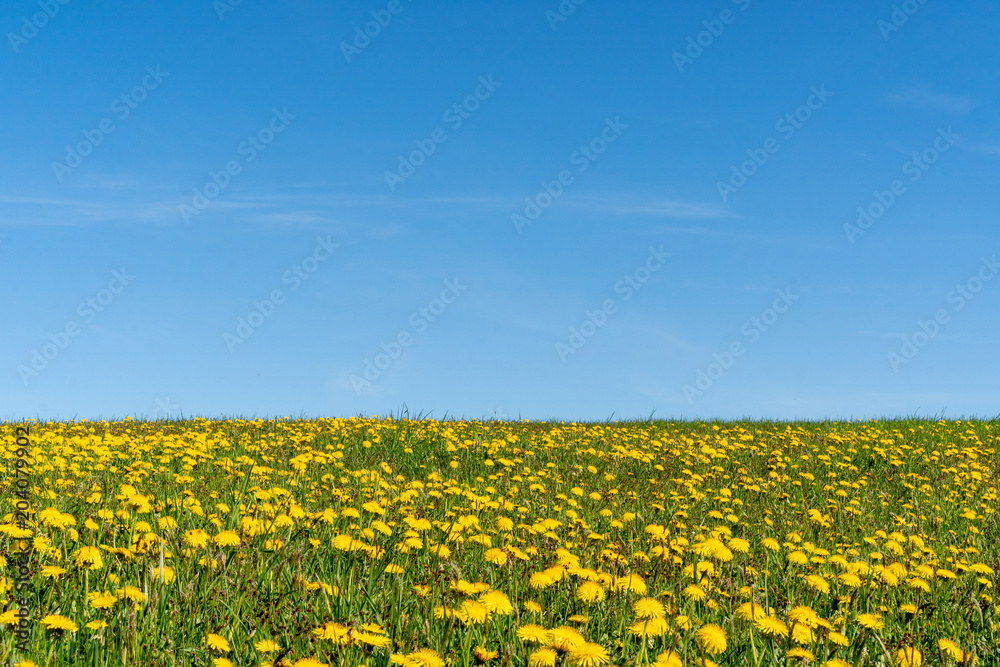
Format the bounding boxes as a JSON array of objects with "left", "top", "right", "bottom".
[
  {"left": 576, "top": 581, "right": 605, "bottom": 604},
  {"left": 547, "top": 626, "right": 585, "bottom": 652},
  {"left": 529, "top": 648, "right": 558, "bottom": 667},
  {"left": 73, "top": 546, "right": 104, "bottom": 570},
  {"left": 518, "top": 624, "right": 550, "bottom": 644},
  {"left": 630, "top": 616, "right": 669, "bottom": 637},
  {"left": 484, "top": 549, "right": 508, "bottom": 566},
  {"left": 567, "top": 642, "right": 610, "bottom": 667},
  {"left": 633, "top": 597, "right": 666, "bottom": 619},
  {"left": 479, "top": 590, "right": 513, "bottom": 615},
  {"left": 754, "top": 615, "right": 788, "bottom": 637},
  {"left": 696, "top": 624, "right": 727, "bottom": 655},
  {"left": 213, "top": 531, "right": 240, "bottom": 547},
  {"left": 655, "top": 651, "right": 684, "bottom": 667},
  {"left": 41, "top": 614, "right": 78, "bottom": 632},
  {"left": 787, "top": 648, "right": 815, "bottom": 661},
  {"left": 255, "top": 639, "right": 280, "bottom": 653},
  {"left": 856, "top": 613, "right": 884, "bottom": 630},
  {"left": 895, "top": 647, "right": 923, "bottom": 667},
  {"left": 206, "top": 633, "right": 231, "bottom": 653}
]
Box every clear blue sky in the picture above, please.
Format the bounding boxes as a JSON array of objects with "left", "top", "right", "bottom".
[{"left": 3, "top": 0, "right": 998, "bottom": 421}]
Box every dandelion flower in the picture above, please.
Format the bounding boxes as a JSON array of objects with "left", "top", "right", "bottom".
[
  {"left": 41, "top": 615, "right": 78, "bottom": 632},
  {"left": 696, "top": 624, "right": 727, "bottom": 655},
  {"left": 528, "top": 648, "right": 558, "bottom": 667},
  {"left": 518, "top": 624, "right": 550, "bottom": 644},
  {"left": 567, "top": 642, "right": 610, "bottom": 667},
  {"left": 255, "top": 639, "right": 280, "bottom": 653},
  {"left": 787, "top": 648, "right": 815, "bottom": 661},
  {"left": 895, "top": 647, "right": 923, "bottom": 667},
  {"left": 484, "top": 549, "right": 508, "bottom": 566},
  {"left": 633, "top": 597, "right": 666, "bottom": 619},
  {"left": 73, "top": 546, "right": 104, "bottom": 570},
  {"left": 479, "top": 590, "right": 513, "bottom": 615},
  {"left": 213, "top": 531, "right": 240, "bottom": 547},
  {"left": 856, "top": 613, "right": 884, "bottom": 631},
  {"left": 206, "top": 634, "right": 231, "bottom": 653},
  {"left": 576, "top": 581, "right": 605, "bottom": 604},
  {"left": 754, "top": 615, "right": 788, "bottom": 637}
]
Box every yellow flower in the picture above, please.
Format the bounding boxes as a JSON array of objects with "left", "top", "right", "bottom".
[
  {"left": 828, "top": 631, "right": 849, "bottom": 647},
  {"left": 86, "top": 620, "right": 108, "bottom": 630},
  {"left": 654, "top": 651, "right": 684, "bottom": 667},
  {"left": 255, "top": 639, "right": 280, "bottom": 653},
  {"left": 754, "top": 615, "right": 788, "bottom": 637},
  {"left": 682, "top": 584, "right": 706, "bottom": 601},
  {"left": 73, "top": 546, "right": 104, "bottom": 570},
  {"left": 528, "top": 648, "right": 558, "bottom": 667},
  {"left": 479, "top": 590, "right": 513, "bottom": 615},
  {"left": 895, "top": 647, "right": 923, "bottom": 667},
  {"left": 735, "top": 602, "right": 766, "bottom": 621},
  {"left": 484, "top": 549, "right": 508, "bottom": 566},
  {"left": 212, "top": 659, "right": 234, "bottom": 667},
  {"left": 787, "top": 648, "right": 815, "bottom": 661},
  {"left": 41, "top": 614, "right": 78, "bottom": 632},
  {"left": 696, "top": 624, "right": 727, "bottom": 655},
  {"left": 856, "top": 613, "right": 884, "bottom": 630},
  {"left": 630, "top": 616, "right": 669, "bottom": 637},
  {"left": 213, "top": 531, "right": 240, "bottom": 547},
  {"left": 184, "top": 529, "right": 210, "bottom": 548},
  {"left": 89, "top": 590, "right": 117, "bottom": 610},
  {"left": 547, "top": 626, "right": 585, "bottom": 652},
  {"left": 633, "top": 597, "right": 666, "bottom": 619},
  {"left": 567, "top": 642, "right": 610, "bottom": 667},
  {"left": 938, "top": 639, "right": 976, "bottom": 664},
  {"left": 805, "top": 574, "right": 830, "bottom": 594},
  {"left": 612, "top": 574, "right": 647, "bottom": 594},
  {"left": 474, "top": 645, "right": 498, "bottom": 663},
  {"left": 576, "top": 581, "right": 605, "bottom": 604},
  {"left": 40, "top": 565, "right": 66, "bottom": 579},
  {"left": 206, "top": 633, "right": 231, "bottom": 653},
  {"left": 518, "top": 624, "right": 550, "bottom": 644},
  {"left": 524, "top": 600, "right": 543, "bottom": 614}
]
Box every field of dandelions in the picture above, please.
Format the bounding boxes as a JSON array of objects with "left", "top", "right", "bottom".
[{"left": 0, "top": 418, "right": 997, "bottom": 667}]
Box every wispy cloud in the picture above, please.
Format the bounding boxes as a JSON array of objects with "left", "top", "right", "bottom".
[
  {"left": 884, "top": 87, "right": 974, "bottom": 114},
  {"left": 970, "top": 144, "right": 1000, "bottom": 156},
  {"left": 0, "top": 188, "right": 728, "bottom": 226}
]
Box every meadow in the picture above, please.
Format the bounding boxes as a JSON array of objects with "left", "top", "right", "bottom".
[{"left": 0, "top": 417, "right": 996, "bottom": 666}]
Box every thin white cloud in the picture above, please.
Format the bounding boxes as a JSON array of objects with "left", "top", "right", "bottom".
[
  {"left": 885, "top": 88, "right": 974, "bottom": 114},
  {"left": 1, "top": 188, "right": 728, "bottom": 226}
]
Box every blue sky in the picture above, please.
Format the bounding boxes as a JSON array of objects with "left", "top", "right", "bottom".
[{"left": 3, "top": 0, "right": 999, "bottom": 421}]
